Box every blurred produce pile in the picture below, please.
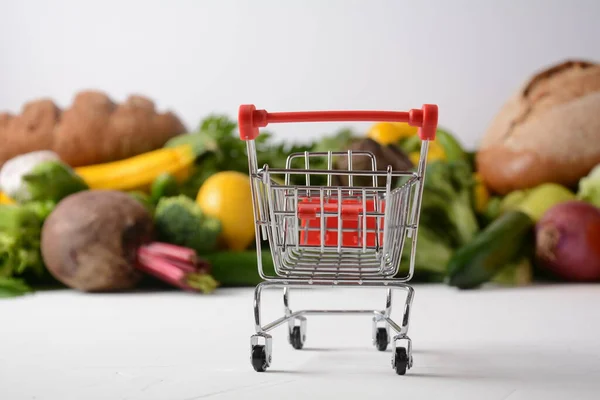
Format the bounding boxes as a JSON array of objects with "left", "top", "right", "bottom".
[{"left": 1, "top": 58, "right": 600, "bottom": 298}]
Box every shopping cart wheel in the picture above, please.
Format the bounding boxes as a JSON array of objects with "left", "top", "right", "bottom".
[
  {"left": 289, "top": 326, "right": 305, "bottom": 350},
  {"left": 251, "top": 345, "right": 269, "bottom": 372},
  {"left": 392, "top": 347, "right": 409, "bottom": 375},
  {"left": 375, "top": 328, "right": 389, "bottom": 351}
]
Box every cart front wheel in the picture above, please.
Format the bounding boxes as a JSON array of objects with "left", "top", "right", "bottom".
[
  {"left": 251, "top": 345, "right": 268, "bottom": 372},
  {"left": 290, "top": 326, "right": 305, "bottom": 350},
  {"left": 375, "top": 328, "right": 389, "bottom": 351},
  {"left": 392, "top": 347, "right": 409, "bottom": 375}
]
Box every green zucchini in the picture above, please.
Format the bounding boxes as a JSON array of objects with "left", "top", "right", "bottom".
[
  {"left": 150, "top": 173, "right": 179, "bottom": 204},
  {"left": 447, "top": 182, "right": 576, "bottom": 289},
  {"left": 446, "top": 210, "right": 534, "bottom": 289},
  {"left": 205, "top": 250, "right": 275, "bottom": 287}
]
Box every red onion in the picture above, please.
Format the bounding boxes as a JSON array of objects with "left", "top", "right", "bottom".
[{"left": 535, "top": 200, "right": 600, "bottom": 281}]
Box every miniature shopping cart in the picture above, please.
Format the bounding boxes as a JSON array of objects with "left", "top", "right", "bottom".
[{"left": 238, "top": 103, "right": 438, "bottom": 375}]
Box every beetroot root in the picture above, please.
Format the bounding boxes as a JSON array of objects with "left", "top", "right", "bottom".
[{"left": 41, "top": 190, "right": 153, "bottom": 292}]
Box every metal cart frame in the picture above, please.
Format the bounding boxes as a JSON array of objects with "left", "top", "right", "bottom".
[{"left": 238, "top": 104, "right": 438, "bottom": 375}]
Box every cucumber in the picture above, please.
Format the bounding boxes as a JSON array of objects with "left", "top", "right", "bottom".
[
  {"left": 205, "top": 250, "right": 275, "bottom": 287},
  {"left": 446, "top": 210, "right": 534, "bottom": 289}
]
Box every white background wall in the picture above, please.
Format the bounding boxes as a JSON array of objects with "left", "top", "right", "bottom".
[{"left": 1, "top": 0, "right": 599, "bottom": 150}]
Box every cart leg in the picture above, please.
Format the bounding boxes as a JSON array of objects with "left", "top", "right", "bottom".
[
  {"left": 284, "top": 286, "right": 307, "bottom": 350},
  {"left": 253, "top": 282, "right": 266, "bottom": 333},
  {"left": 372, "top": 288, "right": 392, "bottom": 351},
  {"left": 283, "top": 286, "right": 291, "bottom": 317},
  {"left": 385, "top": 288, "right": 393, "bottom": 318},
  {"left": 250, "top": 282, "right": 273, "bottom": 372},
  {"left": 400, "top": 285, "right": 414, "bottom": 336},
  {"left": 387, "top": 284, "right": 414, "bottom": 375}
]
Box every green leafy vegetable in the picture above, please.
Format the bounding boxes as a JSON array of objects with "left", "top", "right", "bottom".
[
  {"left": 19, "top": 160, "right": 88, "bottom": 203},
  {"left": 435, "top": 128, "right": 467, "bottom": 162},
  {"left": 482, "top": 196, "right": 502, "bottom": 224},
  {"left": 399, "top": 226, "right": 454, "bottom": 278},
  {"left": 154, "top": 195, "right": 222, "bottom": 254},
  {"left": 418, "top": 159, "right": 480, "bottom": 247},
  {"left": 0, "top": 203, "right": 48, "bottom": 297},
  {"left": 127, "top": 191, "right": 156, "bottom": 216},
  {"left": 0, "top": 277, "right": 32, "bottom": 298}
]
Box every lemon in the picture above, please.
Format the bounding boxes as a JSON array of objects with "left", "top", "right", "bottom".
[
  {"left": 196, "top": 171, "right": 256, "bottom": 251},
  {"left": 367, "top": 122, "right": 418, "bottom": 145}
]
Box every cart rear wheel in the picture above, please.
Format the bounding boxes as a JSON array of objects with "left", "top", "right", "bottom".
[
  {"left": 392, "top": 347, "right": 409, "bottom": 375},
  {"left": 375, "top": 328, "right": 389, "bottom": 351},
  {"left": 290, "top": 326, "right": 305, "bottom": 350},
  {"left": 251, "top": 345, "right": 268, "bottom": 372}
]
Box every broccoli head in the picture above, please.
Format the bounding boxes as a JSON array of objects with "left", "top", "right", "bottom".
[{"left": 154, "top": 195, "right": 221, "bottom": 254}]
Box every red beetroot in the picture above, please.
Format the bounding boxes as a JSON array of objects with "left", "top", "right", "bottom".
[
  {"left": 535, "top": 200, "right": 600, "bottom": 281},
  {"left": 41, "top": 190, "right": 217, "bottom": 293}
]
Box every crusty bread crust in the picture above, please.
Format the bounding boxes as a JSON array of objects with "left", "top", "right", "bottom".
[
  {"left": 476, "top": 60, "right": 600, "bottom": 194},
  {"left": 0, "top": 90, "right": 187, "bottom": 167}
]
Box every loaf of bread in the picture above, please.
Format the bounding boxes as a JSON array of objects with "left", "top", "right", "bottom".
[
  {"left": 476, "top": 60, "right": 600, "bottom": 195},
  {"left": 0, "top": 90, "right": 187, "bottom": 168}
]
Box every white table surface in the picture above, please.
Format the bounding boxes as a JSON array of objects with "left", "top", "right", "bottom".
[{"left": 2, "top": 283, "right": 600, "bottom": 400}]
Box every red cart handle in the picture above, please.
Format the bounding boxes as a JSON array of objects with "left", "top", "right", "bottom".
[{"left": 238, "top": 104, "right": 438, "bottom": 141}]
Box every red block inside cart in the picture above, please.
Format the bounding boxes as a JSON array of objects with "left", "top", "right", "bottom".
[{"left": 298, "top": 197, "right": 386, "bottom": 248}]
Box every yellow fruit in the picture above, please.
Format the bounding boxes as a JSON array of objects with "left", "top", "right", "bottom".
[
  {"left": 427, "top": 141, "right": 447, "bottom": 162},
  {"left": 196, "top": 171, "right": 256, "bottom": 251},
  {"left": 367, "top": 122, "right": 418, "bottom": 145},
  {"left": 409, "top": 152, "right": 420, "bottom": 166},
  {"left": 0, "top": 191, "right": 14, "bottom": 204},
  {"left": 408, "top": 141, "right": 447, "bottom": 166},
  {"left": 473, "top": 173, "right": 490, "bottom": 213}
]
